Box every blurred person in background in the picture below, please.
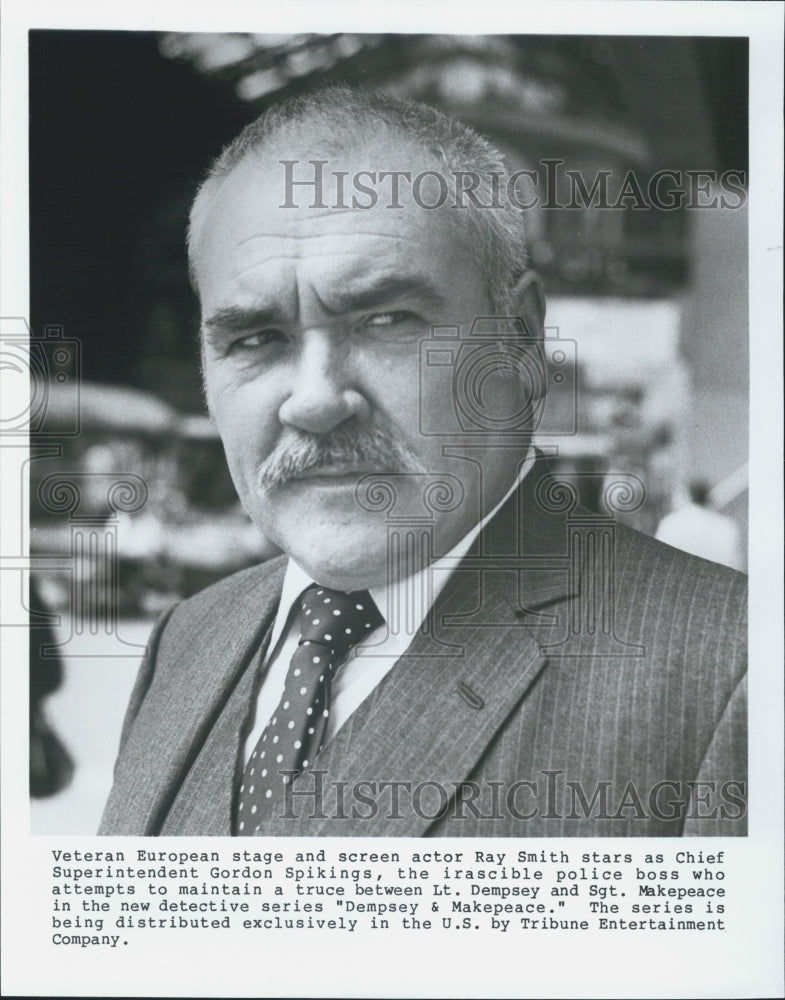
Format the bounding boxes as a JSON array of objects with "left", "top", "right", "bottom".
[
  {"left": 29, "top": 577, "right": 73, "bottom": 798},
  {"left": 656, "top": 479, "right": 743, "bottom": 571}
]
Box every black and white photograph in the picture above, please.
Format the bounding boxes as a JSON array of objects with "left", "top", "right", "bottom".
[
  {"left": 27, "top": 27, "right": 751, "bottom": 838},
  {"left": 1, "top": 2, "right": 782, "bottom": 998}
]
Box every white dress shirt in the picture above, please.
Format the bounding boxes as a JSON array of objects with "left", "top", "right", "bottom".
[{"left": 243, "top": 450, "right": 534, "bottom": 763}]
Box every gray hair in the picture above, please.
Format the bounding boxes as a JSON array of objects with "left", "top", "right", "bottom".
[{"left": 187, "top": 86, "right": 529, "bottom": 312}]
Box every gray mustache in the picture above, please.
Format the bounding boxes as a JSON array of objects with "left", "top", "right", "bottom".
[{"left": 257, "top": 425, "right": 427, "bottom": 491}]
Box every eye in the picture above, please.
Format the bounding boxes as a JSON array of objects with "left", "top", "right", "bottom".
[
  {"left": 229, "top": 329, "right": 286, "bottom": 352},
  {"left": 359, "top": 311, "right": 426, "bottom": 344},
  {"left": 364, "top": 311, "right": 418, "bottom": 328}
]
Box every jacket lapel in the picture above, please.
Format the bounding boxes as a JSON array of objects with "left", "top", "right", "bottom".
[
  {"left": 102, "top": 559, "right": 286, "bottom": 835},
  {"left": 256, "top": 457, "right": 577, "bottom": 836}
]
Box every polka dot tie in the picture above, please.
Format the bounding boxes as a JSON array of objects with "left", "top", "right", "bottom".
[{"left": 235, "top": 585, "right": 383, "bottom": 834}]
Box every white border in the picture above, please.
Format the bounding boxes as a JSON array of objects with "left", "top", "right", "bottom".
[{"left": 2, "top": 3, "right": 783, "bottom": 998}]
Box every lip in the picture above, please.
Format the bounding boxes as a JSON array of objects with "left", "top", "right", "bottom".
[{"left": 292, "top": 465, "right": 368, "bottom": 482}]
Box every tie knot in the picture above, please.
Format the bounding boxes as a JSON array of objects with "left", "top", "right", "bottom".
[{"left": 298, "top": 586, "right": 382, "bottom": 658}]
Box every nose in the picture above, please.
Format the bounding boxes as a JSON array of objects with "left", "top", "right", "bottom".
[{"left": 278, "top": 328, "right": 370, "bottom": 434}]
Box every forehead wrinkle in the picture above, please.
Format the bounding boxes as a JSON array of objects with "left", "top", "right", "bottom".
[
  {"left": 319, "top": 278, "right": 447, "bottom": 317},
  {"left": 229, "top": 247, "right": 393, "bottom": 282},
  {"left": 209, "top": 250, "right": 451, "bottom": 326},
  {"left": 285, "top": 207, "right": 357, "bottom": 222},
  {"left": 235, "top": 229, "right": 415, "bottom": 248}
]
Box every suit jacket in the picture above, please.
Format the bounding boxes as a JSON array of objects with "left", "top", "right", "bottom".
[{"left": 99, "top": 457, "right": 747, "bottom": 837}]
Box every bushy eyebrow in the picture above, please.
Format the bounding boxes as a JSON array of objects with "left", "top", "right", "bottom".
[
  {"left": 318, "top": 274, "right": 448, "bottom": 315},
  {"left": 202, "top": 305, "right": 282, "bottom": 344},
  {"left": 201, "top": 273, "right": 448, "bottom": 343}
]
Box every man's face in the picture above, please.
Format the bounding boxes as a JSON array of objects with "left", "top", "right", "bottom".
[{"left": 196, "top": 139, "right": 534, "bottom": 590}]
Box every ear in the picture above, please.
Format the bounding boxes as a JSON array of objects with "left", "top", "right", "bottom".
[
  {"left": 509, "top": 269, "right": 546, "bottom": 334},
  {"left": 507, "top": 271, "right": 547, "bottom": 420},
  {"left": 198, "top": 334, "right": 216, "bottom": 418}
]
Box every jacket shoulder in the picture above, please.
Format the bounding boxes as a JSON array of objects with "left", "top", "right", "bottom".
[
  {"left": 613, "top": 524, "right": 747, "bottom": 673},
  {"left": 165, "top": 555, "right": 287, "bottom": 635},
  {"left": 616, "top": 523, "right": 746, "bottom": 596}
]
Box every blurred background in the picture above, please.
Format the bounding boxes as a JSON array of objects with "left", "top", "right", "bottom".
[{"left": 26, "top": 31, "right": 748, "bottom": 831}]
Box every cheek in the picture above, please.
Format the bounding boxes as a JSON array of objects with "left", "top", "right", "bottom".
[
  {"left": 367, "top": 348, "right": 428, "bottom": 428},
  {"left": 375, "top": 374, "right": 455, "bottom": 473},
  {"left": 207, "top": 377, "right": 282, "bottom": 476},
  {"left": 412, "top": 364, "right": 456, "bottom": 432}
]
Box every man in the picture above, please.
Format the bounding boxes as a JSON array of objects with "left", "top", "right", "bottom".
[{"left": 100, "top": 87, "right": 746, "bottom": 837}]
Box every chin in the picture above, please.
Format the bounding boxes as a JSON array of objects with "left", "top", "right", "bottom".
[
  {"left": 262, "top": 516, "right": 391, "bottom": 591},
  {"left": 295, "top": 550, "right": 390, "bottom": 593},
  {"left": 254, "top": 483, "right": 421, "bottom": 589}
]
